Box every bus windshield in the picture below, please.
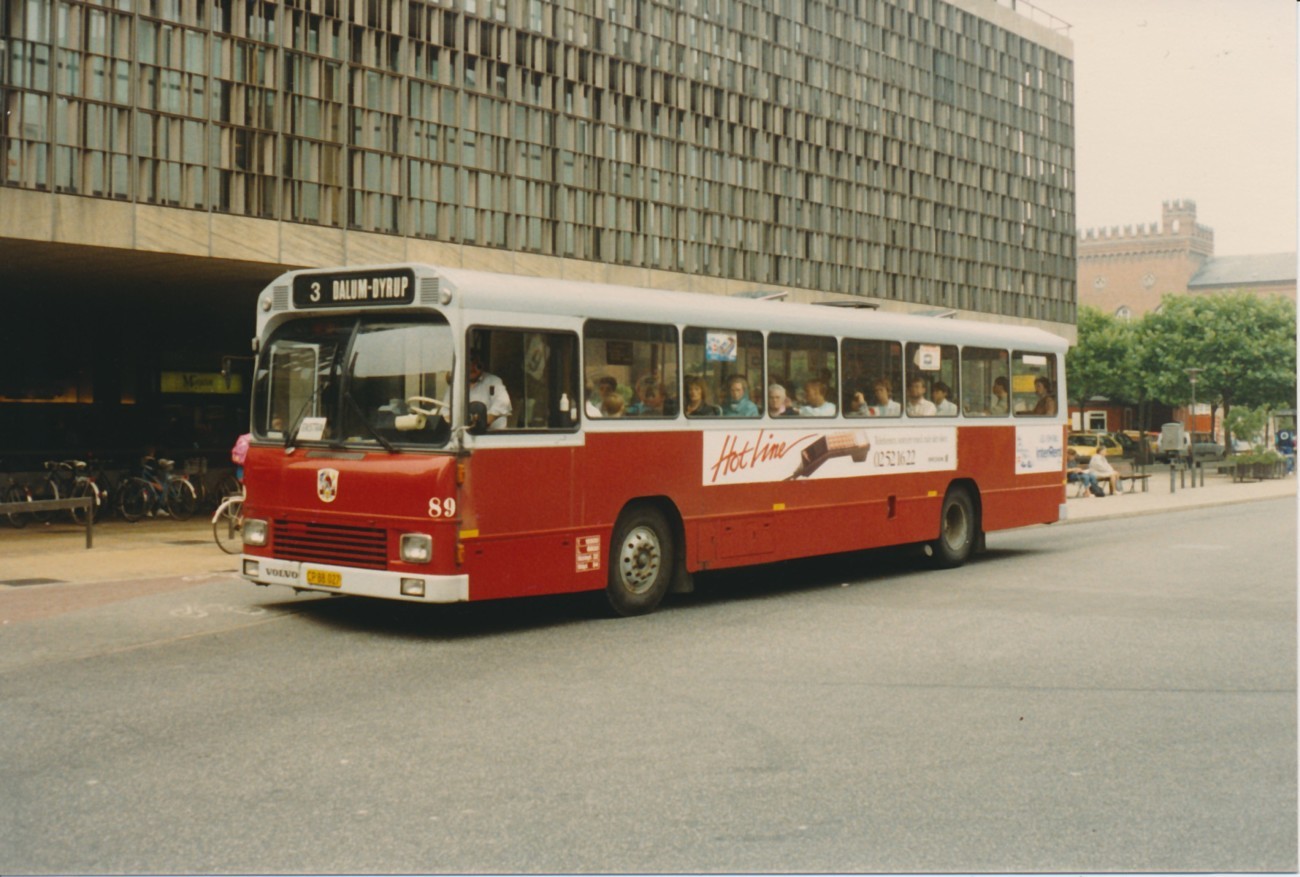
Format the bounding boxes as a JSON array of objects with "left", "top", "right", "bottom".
[{"left": 252, "top": 314, "right": 455, "bottom": 449}]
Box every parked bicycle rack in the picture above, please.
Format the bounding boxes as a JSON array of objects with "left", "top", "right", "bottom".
[{"left": 0, "top": 496, "right": 96, "bottom": 547}]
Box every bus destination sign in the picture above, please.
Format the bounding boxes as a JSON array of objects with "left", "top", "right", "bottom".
[{"left": 292, "top": 269, "right": 417, "bottom": 308}]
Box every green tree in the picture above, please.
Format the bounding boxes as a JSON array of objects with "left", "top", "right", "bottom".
[
  {"left": 1136, "top": 293, "right": 1297, "bottom": 446},
  {"left": 1067, "top": 307, "right": 1140, "bottom": 406},
  {"left": 1225, "top": 405, "right": 1270, "bottom": 452}
]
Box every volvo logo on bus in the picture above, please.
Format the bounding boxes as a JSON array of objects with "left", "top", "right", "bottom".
[
  {"left": 317, "top": 468, "right": 340, "bottom": 503},
  {"left": 292, "top": 268, "right": 416, "bottom": 308}
]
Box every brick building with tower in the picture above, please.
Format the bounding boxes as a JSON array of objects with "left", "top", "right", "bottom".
[
  {"left": 1077, "top": 199, "right": 1296, "bottom": 319},
  {"left": 1074, "top": 199, "right": 1296, "bottom": 437}
]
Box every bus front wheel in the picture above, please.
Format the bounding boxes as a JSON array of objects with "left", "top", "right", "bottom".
[
  {"left": 605, "top": 505, "right": 673, "bottom": 617},
  {"left": 931, "top": 487, "right": 977, "bottom": 568}
]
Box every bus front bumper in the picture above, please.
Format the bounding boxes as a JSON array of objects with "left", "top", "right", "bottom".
[{"left": 240, "top": 556, "right": 469, "bottom": 603}]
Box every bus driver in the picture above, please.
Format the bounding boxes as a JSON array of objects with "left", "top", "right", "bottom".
[{"left": 468, "top": 353, "right": 512, "bottom": 431}]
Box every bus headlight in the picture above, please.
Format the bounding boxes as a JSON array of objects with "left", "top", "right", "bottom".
[
  {"left": 243, "top": 518, "right": 269, "bottom": 546},
  {"left": 400, "top": 533, "right": 433, "bottom": 564}
]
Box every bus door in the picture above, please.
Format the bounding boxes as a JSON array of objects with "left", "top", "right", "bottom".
[{"left": 459, "top": 327, "right": 584, "bottom": 598}]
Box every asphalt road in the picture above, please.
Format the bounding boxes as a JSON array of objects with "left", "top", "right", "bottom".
[{"left": 1, "top": 499, "right": 1295, "bottom": 874}]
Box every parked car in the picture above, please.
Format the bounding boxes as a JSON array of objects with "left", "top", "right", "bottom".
[
  {"left": 1067, "top": 431, "right": 1123, "bottom": 464},
  {"left": 1190, "top": 432, "right": 1225, "bottom": 461},
  {"left": 1155, "top": 431, "right": 1225, "bottom": 463},
  {"left": 1119, "top": 429, "right": 1161, "bottom": 460}
]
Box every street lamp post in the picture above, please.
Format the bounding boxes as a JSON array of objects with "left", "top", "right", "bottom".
[{"left": 1186, "top": 367, "right": 1202, "bottom": 482}]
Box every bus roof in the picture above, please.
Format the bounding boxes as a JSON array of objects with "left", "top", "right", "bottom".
[{"left": 270, "top": 263, "right": 1068, "bottom": 352}]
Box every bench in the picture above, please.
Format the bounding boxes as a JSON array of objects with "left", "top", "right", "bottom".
[
  {"left": 0, "top": 496, "right": 95, "bottom": 547},
  {"left": 1070, "top": 457, "right": 1149, "bottom": 496},
  {"left": 1113, "top": 459, "right": 1150, "bottom": 494}
]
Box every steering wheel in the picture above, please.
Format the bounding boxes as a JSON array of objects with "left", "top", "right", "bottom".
[{"left": 406, "top": 395, "right": 449, "bottom": 417}]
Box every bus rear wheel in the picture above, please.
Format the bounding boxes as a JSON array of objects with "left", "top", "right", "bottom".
[
  {"left": 604, "top": 505, "right": 673, "bottom": 617},
  {"left": 931, "top": 486, "right": 977, "bottom": 568}
]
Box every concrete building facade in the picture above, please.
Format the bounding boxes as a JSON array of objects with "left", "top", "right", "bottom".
[{"left": 0, "top": 0, "right": 1076, "bottom": 463}]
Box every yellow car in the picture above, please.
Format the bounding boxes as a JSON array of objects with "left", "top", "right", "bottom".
[{"left": 1067, "top": 432, "right": 1123, "bottom": 465}]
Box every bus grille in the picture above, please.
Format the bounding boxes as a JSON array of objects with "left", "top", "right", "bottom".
[{"left": 273, "top": 520, "right": 388, "bottom": 570}]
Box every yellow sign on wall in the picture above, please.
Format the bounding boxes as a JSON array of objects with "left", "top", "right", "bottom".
[{"left": 160, "top": 372, "right": 243, "bottom": 395}]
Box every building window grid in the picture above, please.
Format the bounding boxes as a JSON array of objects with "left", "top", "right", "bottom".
[
  {"left": 1, "top": 0, "right": 1075, "bottom": 321},
  {"left": 47, "top": 2, "right": 133, "bottom": 198}
]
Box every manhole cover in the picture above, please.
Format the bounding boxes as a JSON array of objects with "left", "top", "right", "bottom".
[{"left": 0, "top": 577, "right": 65, "bottom": 586}]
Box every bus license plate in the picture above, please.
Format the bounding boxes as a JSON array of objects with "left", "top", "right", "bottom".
[{"left": 306, "top": 569, "right": 342, "bottom": 588}]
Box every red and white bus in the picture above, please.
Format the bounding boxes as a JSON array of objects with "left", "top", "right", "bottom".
[{"left": 239, "top": 264, "right": 1068, "bottom": 615}]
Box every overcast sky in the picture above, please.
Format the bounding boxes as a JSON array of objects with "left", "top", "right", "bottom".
[{"left": 1037, "top": 0, "right": 1297, "bottom": 256}]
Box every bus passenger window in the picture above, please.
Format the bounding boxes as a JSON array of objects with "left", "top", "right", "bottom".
[
  {"left": 842, "top": 338, "right": 902, "bottom": 417},
  {"left": 959, "top": 347, "right": 1010, "bottom": 416},
  {"left": 769, "top": 333, "right": 838, "bottom": 417},
  {"left": 684, "top": 327, "right": 763, "bottom": 418},
  {"left": 1012, "top": 351, "right": 1058, "bottom": 417},
  {"left": 905, "top": 342, "right": 958, "bottom": 417},
  {"left": 468, "top": 328, "right": 580, "bottom": 432},
  {"left": 583, "top": 320, "right": 678, "bottom": 419}
]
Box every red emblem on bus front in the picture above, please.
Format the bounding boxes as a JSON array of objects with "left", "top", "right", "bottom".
[{"left": 317, "top": 468, "right": 339, "bottom": 503}]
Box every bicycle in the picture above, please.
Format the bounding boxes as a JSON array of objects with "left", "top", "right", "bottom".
[
  {"left": 1, "top": 464, "right": 34, "bottom": 528},
  {"left": 211, "top": 483, "right": 245, "bottom": 554},
  {"left": 184, "top": 457, "right": 224, "bottom": 510},
  {"left": 41, "top": 459, "right": 105, "bottom": 525},
  {"left": 116, "top": 457, "right": 198, "bottom": 522},
  {"left": 211, "top": 470, "right": 243, "bottom": 505}
]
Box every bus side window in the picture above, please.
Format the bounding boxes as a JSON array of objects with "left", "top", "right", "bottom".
[
  {"left": 1012, "top": 351, "right": 1058, "bottom": 417},
  {"left": 684, "top": 327, "right": 764, "bottom": 417},
  {"left": 841, "top": 338, "right": 902, "bottom": 417},
  {"left": 769, "top": 332, "right": 838, "bottom": 417},
  {"left": 959, "top": 346, "right": 1010, "bottom": 417},
  {"left": 583, "top": 320, "right": 679, "bottom": 419},
  {"left": 468, "top": 327, "right": 580, "bottom": 431},
  {"left": 905, "top": 342, "right": 958, "bottom": 417}
]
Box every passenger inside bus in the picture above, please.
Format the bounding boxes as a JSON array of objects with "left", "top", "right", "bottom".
[
  {"left": 586, "top": 376, "right": 618, "bottom": 417},
  {"left": 627, "top": 374, "right": 670, "bottom": 416},
  {"left": 600, "top": 393, "right": 625, "bottom": 417},
  {"left": 860, "top": 378, "right": 901, "bottom": 417},
  {"left": 719, "top": 375, "right": 759, "bottom": 416},
  {"left": 684, "top": 377, "right": 721, "bottom": 417},
  {"left": 1032, "top": 377, "right": 1057, "bottom": 416},
  {"left": 988, "top": 376, "right": 1010, "bottom": 415},
  {"left": 799, "top": 379, "right": 836, "bottom": 417},
  {"left": 906, "top": 377, "right": 937, "bottom": 417},
  {"left": 768, "top": 383, "right": 799, "bottom": 416},
  {"left": 932, "top": 381, "right": 958, "bottom": 416}
]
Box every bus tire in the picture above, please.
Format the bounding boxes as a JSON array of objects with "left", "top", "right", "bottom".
[
  {"left": 931, "top": 486, "right": 977, "bottom": 568},
  {"left": 604, "top": 505, "right": 674, "bottom": 617}
]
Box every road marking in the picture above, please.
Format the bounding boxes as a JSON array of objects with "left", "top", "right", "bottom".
[{"left": 170, "top": 603, "right": 268, "bottom": 619}]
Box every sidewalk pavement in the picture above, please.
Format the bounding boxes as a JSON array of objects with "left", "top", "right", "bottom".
[
  {"left": 0, "top": 472, "right": 1295, "bottom": 592},
  {"left": 1060, "top": 468, "right": 1295, "bottom": 524}
]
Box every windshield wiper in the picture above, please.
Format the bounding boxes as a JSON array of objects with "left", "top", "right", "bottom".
[{"left": 340, "top": 390, "right": 398, "bottom": 453}]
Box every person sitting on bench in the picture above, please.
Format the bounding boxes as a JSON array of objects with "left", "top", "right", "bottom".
[{"left": 1089, "top": 451, "right": 1122, "bottom": 494}]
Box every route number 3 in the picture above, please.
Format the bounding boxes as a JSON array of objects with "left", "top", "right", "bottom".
[{"left": 428, "top": 497, "right": 457, "bottom": 518}]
